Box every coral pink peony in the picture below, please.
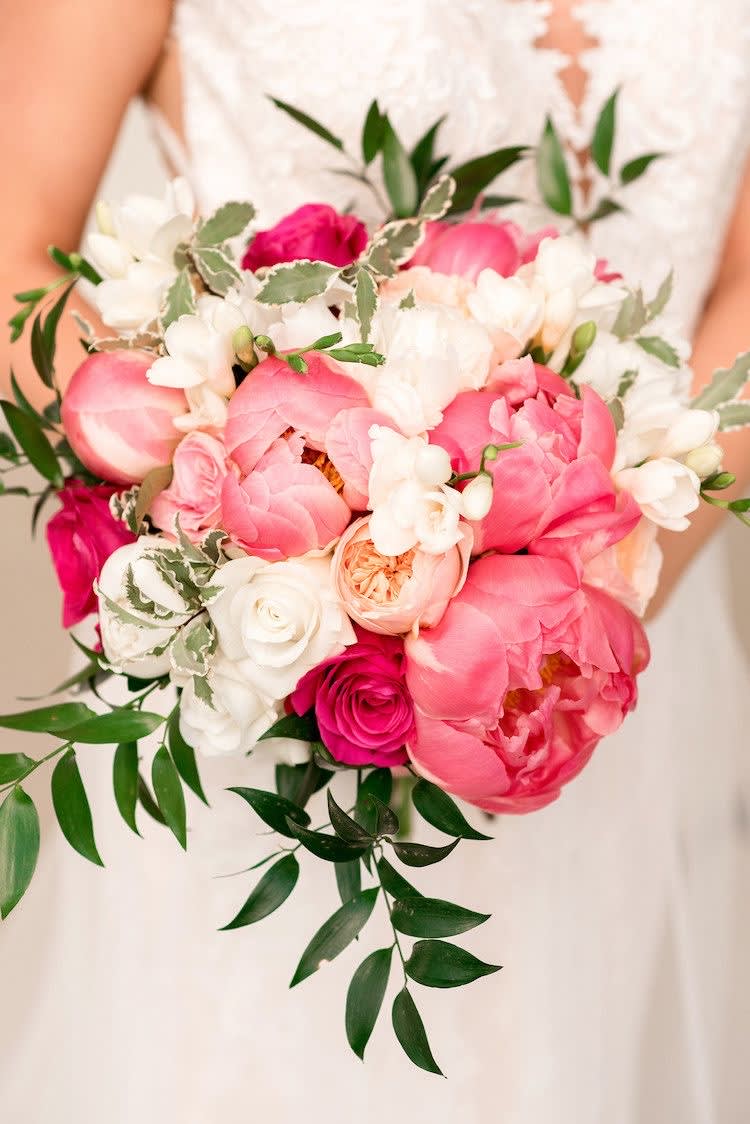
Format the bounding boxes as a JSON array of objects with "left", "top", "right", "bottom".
[
  {"left": 333, "top": 516, "right": 472, "bottom": 636},
  {"left": 46, "top": 480, "right": 135, "bottom": 627},
  {"left": 405, "top": 555, "right": 649, "bottom": 813},
  {"left": 241, "top": 203, "right": 368, "bottom": 271},
  {"left": 409, "top": 220, "right": 520, "bottom": 281},
  {"left": 291, "top": 627, "right": 414, "bottom": 767},
  {"left": 150, "top": 431, "right": 234, "bottom": 542},
  {"left": 61, "top": 351, "right": 186, "bottom": 485},
  {"left": 325, "top": 406, "right": 396, "bottom": 509}
]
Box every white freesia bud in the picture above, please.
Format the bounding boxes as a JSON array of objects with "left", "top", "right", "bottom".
[
  {"left": 415, "top": 443, "right": 453, "bottom": 487},
  {"left": 461, "top": 473, "right": 494, "bottom": 520},
  {"left": 683, "top": 441, "right": 724, "bottom": 479},
  {"left": 616, "top": 458, "right": 701, "bottom": 532},
  {"left": 658, "top": 408, "right": 719, "bottom": 459},
  {"left": 95, "top": 200, "right": 114, "bottom": 236}
]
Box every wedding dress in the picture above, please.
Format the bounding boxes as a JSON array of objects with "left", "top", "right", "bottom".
[{"left": 3, "top": 3, "right": 750, "bottom": 1122}]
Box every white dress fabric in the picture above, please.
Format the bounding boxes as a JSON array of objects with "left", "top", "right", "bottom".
[{"left": 3, "top": 3, "right": 750, "bottom": 1122}]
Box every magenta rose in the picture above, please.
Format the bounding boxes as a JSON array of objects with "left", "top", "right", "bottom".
[
  {"left": 290, "top": 627, "right": 414, "bottom": 767},
  {"left": 242, "top": 203, "right": 368, "bottom": 271},
  {"left": 46, "top": 480, "right": 135, "bottom": 628}
]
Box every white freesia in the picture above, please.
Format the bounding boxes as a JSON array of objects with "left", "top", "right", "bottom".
[
  {"left": 86, "top": 178, "right": 195, "bottom": 333},
  {"left": 683, "top": 441, "right": 724, "bottom": 479},
  {"left": 231, "top": 274, "right": 357, "bottom": 354},
  {"left": 614, "top": 402, "right": 719, "bottom": 473},
  {"left": 615, "top": 459, "right": 701, "bottom": 532},
  {"left": 368, "top": 426, "right": 464, "bottom": 555},
  {"left": 460, "top": 473, "right": 494, "bottom": 520},
  {"left": 97, "top": 538, "right": 193, "bottom": 677},
  {"left": 467, "top": 271, "right": 545, "bottom": 363},
  {"left": 208, "top": 554, "right": 355, "bottom": 702},
  {"left": 179, "top": 655, "right": 279, "bottom": 757}
]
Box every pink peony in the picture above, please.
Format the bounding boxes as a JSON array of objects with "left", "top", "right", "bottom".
[
  {"left": 405, "top": 555, "right": 649, "bottom": 813},
  {"left": 409, "top": 220, "right": 521, "bottom": 281},
  {"left": 61, "top": 351, "right": 186, "bottom": 485},
  {"left": 333, "top": 516, "right": 472, "bottom": 636},
  {"left": 291, "top": 627, "right": 414, "bottom": 767},
  {"left": 325, "top": 406, "right": 396, "bottom": 509},
  {"left": 241, "top": 203, "right": 368, "bottom": 272},
  {"left": 150, "top": 431, "right": 234, "bottom": 542},
  {"left": 46, "top": 480, "right": 135, "bottom": 628}
]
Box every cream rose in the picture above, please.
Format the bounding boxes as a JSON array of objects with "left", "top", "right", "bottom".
[{"left": 179, "top": 654, "right": 279, "bottom": 757}]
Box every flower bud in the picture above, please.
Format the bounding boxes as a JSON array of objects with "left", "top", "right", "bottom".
[
  {"left": 232, "top": 325, "right": 258, "bottom": 370},
  {"left": 95, "top": 200, "right": 114, "bottom": 236},
  {"left": 572, "top": 319, "right": 597, "bottom": 355},
  {"left": 415, "top": 443, "right": 453, "bottom": 487},
  {"left": 683, "top": 441, "right": 724, "bottom": 480},
  {"left": 254, "top": 334, "right": 276, "bottom": 355},
  {"left": 461, "top": 472, "right": 494, "bottom": 521}
]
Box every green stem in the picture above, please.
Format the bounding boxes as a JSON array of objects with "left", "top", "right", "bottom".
[
  {"left": 0, "top": 740, "right": 72, "bottom": 797},
  {"left": 374, "top": 843, "right": 408, "bottom": 982}
]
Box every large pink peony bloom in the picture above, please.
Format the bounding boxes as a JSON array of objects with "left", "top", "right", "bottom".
[
  {"left": 291, "top": 627, "right": 413, "bottom": 768},
  {"left": 409, "top": 220, "right": 521, "bottom": 281},
  {"left": 151, "top": 431, "right": 234, "bottom": 542},
  {"left": 61, "top": 351, "right": 186, "bottom": 485},
  {"left": 405, "top": 554, "right": 649, "bottom": 813},
  {"left": 46, "top": 480, "right": 135, "bottom": 627},
  {"left": 242, "top": 203, "right": 368, "bottom": 272}
]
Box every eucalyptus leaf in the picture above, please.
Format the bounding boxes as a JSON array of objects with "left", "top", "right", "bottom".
[
  {"left": 718, "top": 401, "right": 750, "bottom": 431},
  {"left": 290, "top": 887, "right": 379, "bottom": 987},
  {"left": 192, "top": 246, "right": 242, "bottom": 297},
  {"left": 168, "top": 711, "right": 208, "bottom": 805},
  {"left": 391, "top": 837, "right": 460, "bottom": 867},
  {"left": 0, "top": 753, "right": 35, "bottom": 785},
  {"left": 51, "top": 749, "right": 104, "bottom": 866},
  {"left": 221, "top": 853, "right": 299, "bottom": 930},
  {"left": 230, "top": 786, "right": 310, "bottom": 838},
  {"left": 537, "top": 118, "right": 572, "bottom": 216},
  {"left": 591, "top": 89, "right": 619, "bottom": 176},
  {"left": 335, "top": 858, "right": 362, "bottom": 904},
  {"left": 346, "top": 946, "right": 393, "bottom": 1059},
  {"left": 449, "top": 147, "right": 528, "bottom": 214},
  {"left": 391, "top": 896, "right": 490, "bottom": 938},
  {"left": 0, "top": 702, "right": 95, "bottom": 733},
  {"left": 405, "top": 939, "right": 501, "bottom": 989},
  {"left": 376, "top": 855, "right": 422, "bottom": 899},
  {"left": 692, "top": 353, "right": 750, "bottom": 410},
  {"left": 161, "top": 268, "right": 196, "bottom": 328},
  {"left": 255, "top": 260, "right": 338, "bottom": 305},
  {"left": 152, "top": 745, "right": 186, "bottom": 849},
  {"left": 620, "top": 152, "right": 664, "bottom": 185},
  {"left": 197, "top": 201, "right": 255, "bottom": 246},
  {"left": 268, "top": 96, "right": 344, "bottom": 152},
  {"left": 113, "top": 742, "right": 140, "bottom": 836},
  {"left": 0, "top": 787, "right": 40, "bottom": 919},
  {"left": 64, "top": 710, "right": 166, "bottom": 744},
  {"left": 391, "top": 988, "right": 443, "bottom": 1076},
  {"left": 0, "top": 401, "right": 62, "bottom": 487},
  {"left": 382, "top": 120, "right": 419, "bottom": 218},
  {"left": 411, "top": 780, "right": 492, "bottom": 841}
]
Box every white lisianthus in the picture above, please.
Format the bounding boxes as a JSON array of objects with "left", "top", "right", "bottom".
[
  {"left": 179, "top": 655, "right": 279, "bottom": 757},
  {"left": 615, "top": 459, "right": 701, "bottom": 532},
  {"left": 368, "top": 426, "right": 464, "bottom": 556},
  {"left": 208, "top": 554, "right": 355, "bottom": 702},
  {"left": 467, "top": 271, "right": 545, "bottom": 363},
  {"left": 97, "top": 538, "right": 194, "bottom": 677},
  {"left": 86, "top": 178, "right": 195, "bottom": 333}
]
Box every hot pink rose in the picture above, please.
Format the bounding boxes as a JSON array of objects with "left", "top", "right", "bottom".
[
  {"left": 241, "top": 203, "right": 368, "bottom": 271},
  {"left": 46, "top": 480, "right": 135, "bottom": 627},
  {"left": 409, "top": 220, "right": 521, "bottom": 281},
  {"left": 291, "top": 627, "right": 414, "bottom": 767},
  {"left": 61, "top": 351, "right": 186, "bottom": 485},
  {"left": 333, "top": 516, "right": 472, "bottom": 636},
  {"left": 151, "top": 431, "right": 234, "bottom": 542},
  {"left": 405, "top": 555, "right": 649, "bottom": 813}
]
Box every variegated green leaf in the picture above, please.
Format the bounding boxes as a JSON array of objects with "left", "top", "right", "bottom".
[
  {"left": 192, "top": 246, "right": 241, "bottom": 296},
  {"left": 692, "top": 352, "right": 750, "bottom": 411},
  {"left": 161, "top": 268, "right": 196, "bottom": 328},
  {"left": 255, "top": 260, "right": 338, "bottom": 304}
]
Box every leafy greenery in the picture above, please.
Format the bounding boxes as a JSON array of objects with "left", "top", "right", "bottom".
[
  {"left": 113, "top": 742, "right": 140, "bottom": 836},
  {"left": 405, "top": 939, "right": 501, "bottom": 989},
  {"left": 346, "top": 946, "right": 392, "bottom": 1059},
  {"left": 222, "top": 854, "right": 300, "bottom": 930},
  {"left": 0, "top": 787, "right": 40, "bottom": 919},
  {"left": 151, "top": 745, "right": 187, "bottom": 849},
  {"left": 411, "top": 779, "right": 492, "bottom": 841},
  {"left": 290, "top": 887, "right": 379, "bottom": 986},
  {"left": 51, "top": 750, "right": 104, "bottom": 866},
  {"left": 391, "top": 988, "right": 443, "bottom": 1076},
  {"left": 537, "top": 117, "right": 572, "bottom": 215}
]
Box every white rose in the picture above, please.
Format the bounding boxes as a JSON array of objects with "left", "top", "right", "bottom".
[
  {"left": 208, "top": 554, "right": 355, "bottom": 701},
  {"left": 615, "top": 458, "right": 701, "bottom": 532},
  {"left": 179, "top": 655, "right": 279, "bottom": 757},
  {"left": 97, "top": 538, "right": 193, "bottom": 677},
  {"left": 467, "top": 271, "right": 545, "bottom": 362}
]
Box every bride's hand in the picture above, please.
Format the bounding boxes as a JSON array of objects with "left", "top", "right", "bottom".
[{"left": 0, "top": 1, "right": 172, "bottom": 408}]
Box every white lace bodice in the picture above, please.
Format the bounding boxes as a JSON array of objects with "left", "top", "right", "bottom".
[{"left": 164, "top": 0, "right": 750, "bottom": 340}]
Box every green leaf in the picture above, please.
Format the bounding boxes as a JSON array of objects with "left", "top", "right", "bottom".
[
  {"left": 449, "top": 147, "right": 528, "bottom": 214},
  {"left": 591, "top": 89, "right": 618, "bottom": 175},
  {"left": 10, "top": 370, "right": 54, "bottom": 430},
  {"left": 197, "top": 201, "right": 255, "bottom": 246},
  {"left": 382, "top": 120, "right": 419, "bottom": 218},
  {"left": 410, "top": 116, "right": 446, "bottom": 193},
  {"left": 51, "top": 749, "right": 104, "bottom": 866},
  {"left": 274, "top": 760, "right": 329, "bottom": 804},
  {"left": 255, "top": 260, "right": 338, "bottom": 304},
  {"left": 290, "top": 887, "right": 379, "bottom": 987},
  {"left": 391, "top": 896, "right": 490, "bottom": 938},
  {"left": 391, "top": 988, "right": 443, "bottom": 1076},
  {"left": 221, "top": 853, "right": 299, "bottom": 930},
  {"left": 418, "top": 175, "right": 456, "bottom": 222},
  {"left": 692, "top": 353, "right": 750, "bottom": 410},
  {"left": 0, "top": 787, "right": 40, "bottom": 919},
  {"left": 635, "top": 335, "right": 681, "bottom": 368},
  {"left": 42, "top": 283, "right": 75, "bottom": 376},
  {"left": 113, "top": 742, "right": 140, "bottom": 836},
  {"left": 0, "top": 432, "right": 18, "bottom": 462},
  {"left": 405, "top": 939, "right": 501, "bottom": 989},
  {"left": 391, "top": 837, "right": 460, "bottom": 867},
  {"left": 480, "top": 193, "right": 523, "bottom": 210},
  {"left": 702, "top": 471, "right": 735, "bottom": 492},
  {"left": 411, "top": 780, "right": 492, "bottom": 841},
  {"left": 1, "top": 401, "right": 62, "bottom": 487},
  {"left": 31, "top": 311, "right": 54, "bottom": 388},
  {"left": 620, "top": 152, "right": 664, "bottom": 185},
  {"left": 192, "top": 246, "right": 242, "bottom": 297},
  {"left": 537, "top": 117, "right": 572, "bottom": 216},
  {"left": 161, "top": 268, "right": 196, "bottom": 328},
  {"left": 608, "top": 398, "right": 625, "bottom": 432},
  {"left": 268, "top": 96, "right": 344, "bottom": 151},
  {"left": 376, "top": 855, "right": 422, "bottom": 899},
  {"left": 64, "top": 710, "right": 166, "bottom": 745},
  {"left": 260, "top": 711, "right": 318, "bottom": 746},
  {"left": 354, "top": 266, "right": 378, "bottom": 343},
  {"left": 230, "top": 786, "right": 310, "bottom": 838},
  {"left": 346, "top": 946, "right": 393, "bottom": 1059},
  {"left": 285, "top": 817, "right": 371, "bottom": 863},
  {"left": 327, "top": 790, "right": 374, "bottom": 843},
  {"left": 137, "top": 774, "right": 166, "bottom": 826},
  {"left": 611, "top": 289, "right": 648, "bottom": 340},
  {"left": 361, "top": 99, "right": 385, "bottom": 165},
  {"left": 718, "top": 401, "right": 750, "bottom": 431},
  {"left": 0, "top": 702, "right": 95, "bottom": 734},
  {"left": 646, "top": 270, "right": 673, "bottom": 320},
  {"left": 0, "top": 753, "right": 36, "bottom": 784},
  {"left": 365, "top": 220, "right": 424, "bottom": 276},
  {"left": 358, "top": 768, "right": 393, "bottom": 807},
  {"left": 585, "top": 198, "right": 624, "bottom": 224},
  {"left": 335, "top": 858, "right": 362, "bottom": 904},
  {"left": 168, "top": 711, "right": 208, "bottom": 805},
  {"left": 362, "top": 794, "right": 399, "bottom": 838},
  {"left": 133, "top": 464, "right": 173, "bottom": 530},
  {"left": 151, "top": 745, "right": 186, "bottom": 848}
]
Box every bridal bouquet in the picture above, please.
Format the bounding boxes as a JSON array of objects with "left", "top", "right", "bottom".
[{"left": 2, "top": 96, "right": 749, "bottom": 1074}]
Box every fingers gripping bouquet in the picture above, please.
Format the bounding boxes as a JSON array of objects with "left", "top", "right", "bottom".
[{"left": 2, "top": 96, "right": 750, "bottom": 1074}]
